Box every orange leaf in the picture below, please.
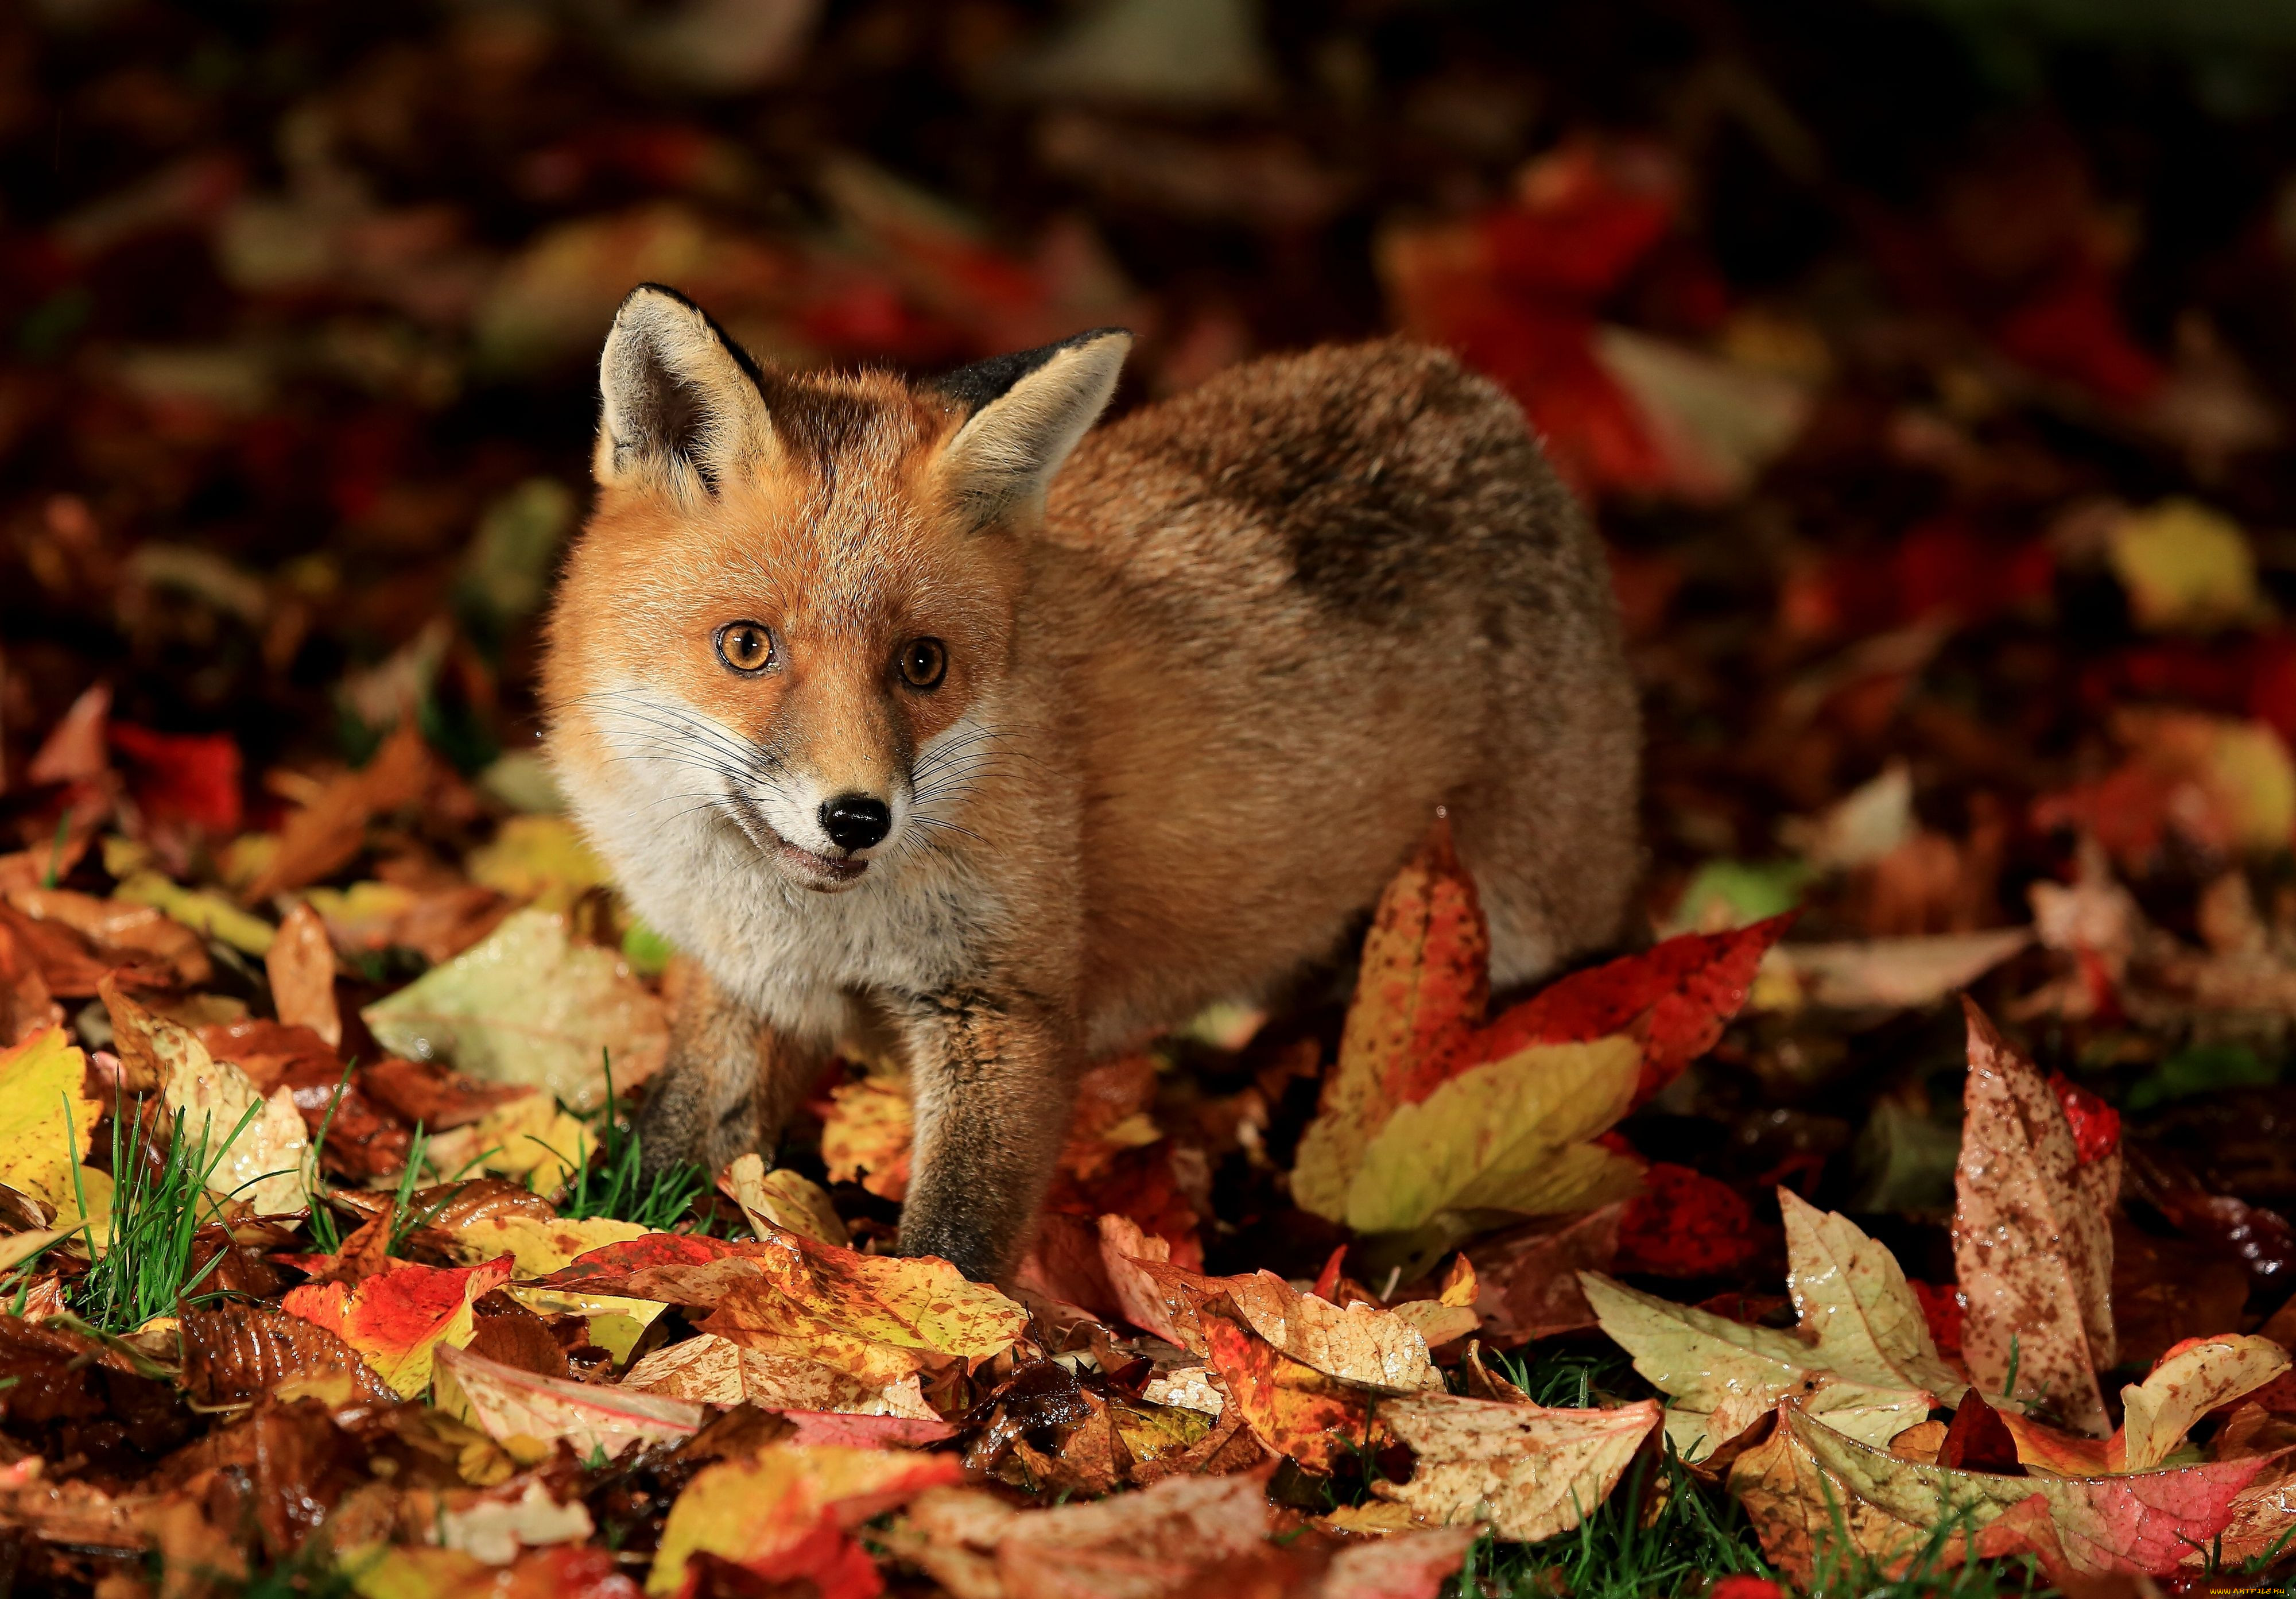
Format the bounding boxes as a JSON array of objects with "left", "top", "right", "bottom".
[
  {"left": 281, "top": 1254, "right": 512, "bottom": 1396},
  {"left": 265, "top": 902, "right": 340, "bottom": 1047},
  {"left": 1198, "top": 1298, "right": 1376, "bottom": 1474}
]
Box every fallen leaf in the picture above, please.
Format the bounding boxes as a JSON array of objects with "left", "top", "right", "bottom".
[
  {"left": 441, "top": 1213, "right": 665, "bottom": 1362},
  {"left": 105, "top": 978, "right": 313, "bottom": 1214},
  {"left": 2114, "top": 1334, "right": 2290, "bottom": 1472},
  {"left": 620, "top": 1330, "right": 940, "bottom": 1418},
  {"left": 1316, "top": 1525, "right": 1483, "bottom": 1599},
  {"left": 363, "top": 907, "right": 668, "bottom": 1109},
  {"left": 435, "top": 1480, "right": 596, "bottom": 1566},
  {"left": 1727, "top": 1401, "right": 1932, "bottom": 1582},
  {"left": 179, "top": 1302, "right": 397, "bottom": 1406},
  {"left": 113, "top": 869, "right": 276, "bottom": 955},
  {"left": 424, "top": 1089, "right": 596, "bottom": 1199},
  {"left": 435, "top": 1344, "right": 701, "bottom": 1458},
  {"left": 819, "top": 1074, "right": 914, "bottom": 1200},
  {"left": 266, "top": 901, "right": 341, "bottom": 1047},
  {"left": 647, "top": 1443, "right": 962, "bottom": 1595},
  {"left": 1198, "top": 1298, "right": 1376, "bottom": 1473},
  {"left": 282, "top": 1255, "right": 514, "bottom": 1396},
  {"left": 108, "top": 722, "right": 243, "bottom": 834},
  {"left": 1343, "top": 1036, "right": 1644, "bottom": 1233},
  {"left": 894, "top": 1471, "right": 1273, "bottom": 1599},
  {"left": 722, "top": 1152, "right": 848, "bottom": 1246},
  {"left": 1583, "top": 1190, "right": 1952, "bottom": 1459},
  {"left": 1469, "top": 1206, "right": 1622, "bottom": 1342},
  {"left": 464, "top": 815, "right": 609, "bottom": 910},
  {"left": 2108, "top": 498, "right": 2268, "bottom": 633},
  {"left": 1615, "top": 1166, "right": 1758, "bottom": 1277},
  {"left": 1375, "top": 1389, "right": 1661, "bottom": 1542},
  {"left": 247, "top": 721, "right": 439, "bottom": 900},
  {"left": 1954, "top": 1000, "right": 2116, "bottom": 1434},
  {"left": 1791, "top": 1400, "right": 2267, "bottom": 1576},
  {"left": 0, "top": 1027, "right": 98, "bottom": 1217},
  {"left": 1757, "top": 929, "right": 2033, "bottom": 1011}
]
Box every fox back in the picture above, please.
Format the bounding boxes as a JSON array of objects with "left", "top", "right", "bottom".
[{"left": 542, "top": 285, "right": 1640, "bottom": 1277}]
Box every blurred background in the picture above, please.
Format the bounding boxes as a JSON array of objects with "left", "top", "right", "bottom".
[{"left": 9, "top": 0, "right": 2296, "bottom": 934}]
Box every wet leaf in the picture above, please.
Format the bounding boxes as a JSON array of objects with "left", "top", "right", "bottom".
[
  {"left": 1374, "top": 1390, "right": 1661, "bottom": 1542},
  {"left": 1197, "top": 1297, "right": 1375, "bottom": 1473},
  {"left": 180, "top": 1301, "right": 397, "bottom": 1406},
  {"left": 620, "top": 1329, "right": 939, "bottom": 1418},
  {"left": 1954, "top": 1000, "right": 2116, "bottom": 1434},
  {"left": 2113, "top": 1334, "right": 2289, "bottom": 1472}
]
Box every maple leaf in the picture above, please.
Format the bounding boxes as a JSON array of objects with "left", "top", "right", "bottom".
[
  {"left": 436, "top": 1342, "right": 701, "bottom": 1459},
  {"left": 1292, "top": 825, "right": 1786, "bottom": 1229},
  {"left": 362, "top": 906, "right": 668, "bottom": 1111},
  {"left": 1582, "top": 1188, "right": 1957, "bottom": 1460},
  {"left": 281, "top": 1253, "right": 513, "bottom": 1396},
  {"left": 1954, "top": 1000, "right": 2116, "bottom": 1434},
  {"left": 647, "top": 1443, "right": 961, "bottom": 1596},
  {"left": 0, "top": 1025, "right": 98, "bottom": 1218},
  {"left": 1995, "top": 1334, "right": 2292, "bottom": 1477},
  {"left": 1375, "top": 1391, "right": 1661, "bottom": 1542}
]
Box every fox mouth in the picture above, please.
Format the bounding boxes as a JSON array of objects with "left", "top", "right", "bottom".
[{"left": 728, "top": 797, "right": 870, "bottom": 890}]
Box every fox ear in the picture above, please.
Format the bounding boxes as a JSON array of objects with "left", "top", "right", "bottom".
[
  {"left": 595, "top": 285, "right": 777, "bottom": 499},
  {"left": 930, "top": 328, "right": 1130, "bottom": 528}
]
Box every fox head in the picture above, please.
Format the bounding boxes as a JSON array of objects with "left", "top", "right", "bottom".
[{"left": 542, "top": 284, "right": 1129, "bottom": 898}]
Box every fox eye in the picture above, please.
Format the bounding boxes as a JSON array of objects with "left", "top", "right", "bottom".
[
  {"left": 715, "top": 621, "right": 774, "bottom": 674},
  {"left": 898, "top": 637, "right": 948, "bottom": 691}
]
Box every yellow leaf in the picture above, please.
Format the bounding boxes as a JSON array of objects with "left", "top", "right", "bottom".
[
  {"left": 443, "top": 1211, "right": 666, "bottom": 1360},
  {"left": 1344, "top": 1036, "right": 1642, "bottom": 1233},
  {"left": 1779, "top": 1188, "right": 1966, "bottom": 1403},
  {"left": 2109, "top": 498, "right": 2268, "bottom": 633},
  {"left": 2116, "top": 1335, "right": 2290, "bottom": 1473},
  {"left": 647, "top": 1445, "right": 962, "bottom": 1595},
  {"left": 819, "top": 1077, "right": 913, "bottom": 1200},
  {"left": 464, "top": 815, "right": 608, "bottom": 910},
  {"left": 362, "top": 907, "right": 668, "bottom": 1109},
  {"left": 424, "top": 1093, "right": 594, "bottom": 1201},
  {"left": 113, "top": 870, "right": 276, "bottom": 955},
  {"left": 722, "top": 1153, "right": 848, "bottom": 1246},
  {"left": 0, "top": 1027, "right": 98, "bottom": 1217},
  {"left": 1375, "top": 1392, "right": 1661, "bottom": 1542}
]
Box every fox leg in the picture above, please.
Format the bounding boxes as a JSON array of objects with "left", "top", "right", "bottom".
[
  {"left": 893, "top": 985, "right": 1079, "bottom": 1282},
  {"left": 637, "top": 962, "right": 823, "bottom": 1180}
]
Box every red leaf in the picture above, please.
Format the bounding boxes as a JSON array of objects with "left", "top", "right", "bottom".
[
  {"left": 1910, "top": 1280, "right": 1966, "bottom": 1358},
  {"left": 2049, "top": 1073, "right": 2122, "bottom": 1167},
  {"left": 107, "top": 723, "right": 243, "bottom": 833},
  {"left": 1615, "top": 1164, "right": 1760, "bottom": 1277},
  {"left": 1474, "top": 914, "right": 1794, "bottom": 1102},
  {"left": 1938, "top": 1389, "right": 2022, "bottom": 1473}
]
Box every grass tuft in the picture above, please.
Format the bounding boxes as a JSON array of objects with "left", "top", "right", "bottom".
[
  {"left": 67, "top": 1096, "right": 262, "bottom": 1334},
  {"left": 556, "top": 1054, "right": 711, "bottom": 1231}
]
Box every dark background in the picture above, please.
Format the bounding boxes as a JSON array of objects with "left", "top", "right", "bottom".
[{"left": 6, "top": 0, "right": 2296, "bottom": 909}]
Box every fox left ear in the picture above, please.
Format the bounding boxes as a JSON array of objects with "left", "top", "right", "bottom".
[
  {"left": 929, "top": 328, "right": 1131, "bottom": 528},
  {"left": 595, "top": 284, "right": 777, "bottom": 501}
]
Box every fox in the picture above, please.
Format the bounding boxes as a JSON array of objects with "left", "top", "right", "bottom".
[{"left": 541, "top": 284, "right": 1642, "bottom": 1281}]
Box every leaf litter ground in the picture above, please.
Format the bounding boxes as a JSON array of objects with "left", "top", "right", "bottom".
[{"left": 12, "top": 5, "right": 2296, "bottom": 1598}]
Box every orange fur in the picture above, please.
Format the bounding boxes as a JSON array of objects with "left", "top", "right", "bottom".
[{"left": 543, "top": 288, "right": 1640, "bottom": 1278}]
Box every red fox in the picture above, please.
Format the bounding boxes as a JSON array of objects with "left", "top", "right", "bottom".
[{"left": 542, "top": 285, "right": 1641, "bottom": 1279}]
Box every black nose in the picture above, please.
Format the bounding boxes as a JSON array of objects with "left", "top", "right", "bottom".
[{"left": 819, "top": 794, "right": 891, "bottom": 853}]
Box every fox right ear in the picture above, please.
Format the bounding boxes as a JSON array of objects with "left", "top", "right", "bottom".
[{"left": 595, "top": 285, "right": 777, "bottom": 500}]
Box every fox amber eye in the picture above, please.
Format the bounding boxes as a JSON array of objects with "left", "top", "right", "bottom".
[
  {"left": 715, "top": 621, "right": 774, "bottom": 674},
  {"left": 899, "top": 637, "right": 948, "bottom": 690}
]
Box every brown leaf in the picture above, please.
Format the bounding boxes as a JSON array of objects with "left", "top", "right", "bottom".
[
  {"left": 264, "top": 901, "right": 340, "bottom": 1047},
  {"left": 1468, "top": 1205, "right": 1623, "bottom": 1344},
  {"left": 1955, "top": 999, "right": 2116, "bottom": 1434},
  {"left": 436, "top": 1343, "right": 702, "bottom": 1460},
  {"left": 180, "top": 1303, "right": 396, "bottom": 1407},
  {"left": 1375, "top": 1390, "right": 1661, "bottom": 1542},
  {"left": 247, "top": 722, "right": 439, "bottom": 900}
]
